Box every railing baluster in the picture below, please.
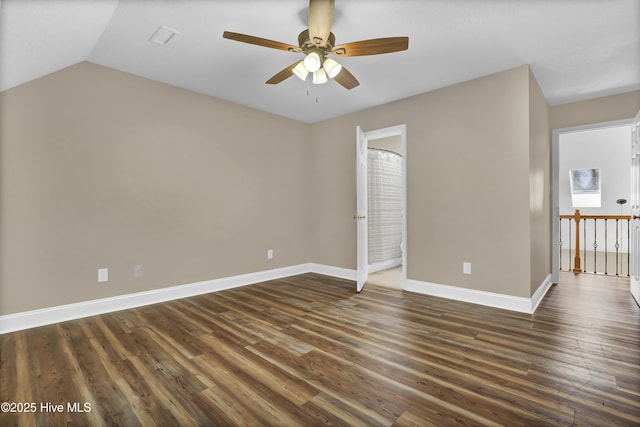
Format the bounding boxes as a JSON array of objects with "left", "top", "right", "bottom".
[
  {"left": 604, "top": 219, "right": 608, "bottom": 275},
  {"left": 569, "top": 218, "right": 572, "bottom": 272},
  {"left": 576, "top": 212, "right": 581, "bottom": 272},
  {"left": 583, "top": 217, "right": 587, "bottom": 273},
  {"left": 593, "top": 218, "right": 597, "bottom": 273},
  {"left": 559, "top": 218, "right": 563, "bottom": 271},
  {"left": 627, "top": 218, "right": 631, "bottom": 277},
  {"left": 616, "top": 219, "right": 620, "bottom": 276},
  {"left": 559, "top": 211, "right": 631, "bottom": 276}
]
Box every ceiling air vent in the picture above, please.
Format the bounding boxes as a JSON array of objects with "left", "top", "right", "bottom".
[{"left": 149, "top": 25, "right": 180, "bottom": 47}]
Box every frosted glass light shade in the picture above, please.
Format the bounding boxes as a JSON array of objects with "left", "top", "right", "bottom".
[
  {"left": 303, "top": 51, "right": 322, "bottom": 72},
  {"left": 323, "top": 58, "right": 342, "bottom": 78},
  {"left": 312, "top": 68, "right": 328, "bottom": 84},
  {"left": 292, "top": 61, "right": 309, "bottom": 80}
]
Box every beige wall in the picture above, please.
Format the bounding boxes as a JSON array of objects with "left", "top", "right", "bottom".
[
  {"left": 528, "top": 69, "right": 551, "bottom": 294},
  {"left": 5, "top": 61, "right": 630, "bottom": 316},
  {"left": 310, "top": 66, "right": 540, "bottom": 298},
  {"left": 550, "top": 90, "right": 640, "bottom": 129},
  {"left": 369, "top": 136, "right": 402, "bottom": 154},
  {"left": 0, "top": 62, "right": 312, "bottom": 315}
]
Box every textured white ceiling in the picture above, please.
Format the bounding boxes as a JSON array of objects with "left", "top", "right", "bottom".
[
  {"left": 0, "top": 0, "right": 119, "bottom": 90},
  {"left": 1, "top": 0, "right": 639, "bottom": 123}
]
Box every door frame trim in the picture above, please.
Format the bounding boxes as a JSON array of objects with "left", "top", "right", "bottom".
[
  {"left": 357, "top": 124, "right": 408, "bottom": 290},
  {"left": 551, "top": 118, "right": 633, "bottom": 284}
]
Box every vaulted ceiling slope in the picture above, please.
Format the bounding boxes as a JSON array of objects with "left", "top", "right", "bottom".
[{"left": 1, "top": 0, "right": 639, "bottom": 123}]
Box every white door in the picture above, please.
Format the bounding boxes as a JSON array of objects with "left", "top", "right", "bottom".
[
  {"left": 630, "top": 109, "right": 640, "bottom": 306},
  {"left": 356, "top": 126, "right": 368, "bottom": 292}
]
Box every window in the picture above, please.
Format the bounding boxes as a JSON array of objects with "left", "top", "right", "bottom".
[{"left": 570, "top": 168, "right": 601, "bottom": 208}]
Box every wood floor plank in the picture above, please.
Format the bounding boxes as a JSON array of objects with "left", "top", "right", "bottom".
[{"left": 1, "top": 271, "right": 639, "bottom": 426}]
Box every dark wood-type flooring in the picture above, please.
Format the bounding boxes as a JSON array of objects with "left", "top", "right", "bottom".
[{"left": 1, "top": 272, "right": 639, "bottom": 426}]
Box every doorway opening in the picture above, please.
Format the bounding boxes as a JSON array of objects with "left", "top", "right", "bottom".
[
  {"left": 552, "top": 119, "right": 633, "bottom": 284},
  {"left": 356, "top": 124, "right": 407, "bottom": 292}
]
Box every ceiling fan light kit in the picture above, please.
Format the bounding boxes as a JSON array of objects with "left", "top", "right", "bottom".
[
  {"left": 292, "top": 61, "right": 309, "bottom": 80},
  {"left": 303, "top": 50, "right": 322, "bottom": 73},
  {"left": 323, "top": 57, "right": 342, "bottom": 79},
  {"left": 222, "top": 0, "right": 409, "bottom": 90},
  {"left": 300, "top": 52, "right": 342, "bottom": 85},
  {"left": 312, "top": 68, "right": 328, "bottom": 85}
]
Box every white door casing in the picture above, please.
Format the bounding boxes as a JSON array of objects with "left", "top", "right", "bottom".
[
  {"left": 552, "top": 119, "right": 634, "bottom": 286},
  {"left": 356, "top": 126, "right": 368, "bottom": 292},
  {"left": 630, "top": 109, "right": 640, "bottom": 306},
  {"left": 356, "top": 124, "right": 408, "bottom": 293}
]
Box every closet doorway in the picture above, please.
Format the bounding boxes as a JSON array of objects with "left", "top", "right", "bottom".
[{"left": 355, "top": 124, "right": 407, "bottom": 291}]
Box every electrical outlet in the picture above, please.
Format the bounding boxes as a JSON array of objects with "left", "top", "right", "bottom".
[
  {"left": 267, "top": 249, "right": 273, "bottom": 259},
  {"left": 98, "top": 268, "right": 109, "bottom": 283},
  {"left": 463, "top": 262, "right": 472, "bottom": 275},
  {"left": 134, "top": 265, "right": 143, "bottom": 278}
]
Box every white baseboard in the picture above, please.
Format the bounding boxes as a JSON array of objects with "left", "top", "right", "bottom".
[
  {"left": 368, "top": 258, "right": 402, "bottom": 274},
  {"left": 0, "top": 264, "right": 550, "bottom": 333},
  {"left": 530, "top": 274, "right": 553, "bottom": 313},
  {"left": 309, "top": 263, "right": 357, "bottom": 281},
  {"left": 0, "top": 264, "right": 315, "bottom": 334},
  {"left": 404, "top": 274, "right": 553, "bottom": 314},
  {"left": 632, "top": 280, "right": 640, "bottom": 307}
]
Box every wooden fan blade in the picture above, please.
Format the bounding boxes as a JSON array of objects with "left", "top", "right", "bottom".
[
  {"left": 266, "top": 61, "right": 301, "bottom": 85},
  {"left": 223, "top": 31, "right": 301, "bottom": 52},
  {"left": 308, "top": 0, "right": 334, "bottom": 47},
  {"left": 332, "top": 37, "right": 409, "bottom": 57},
  {"left": 333, "top": 66, "right": 360, "bottom": 90}
]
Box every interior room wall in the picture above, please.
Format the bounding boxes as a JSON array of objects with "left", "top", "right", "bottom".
[
  {"left": 310, "top": 65, "right": 539, "bottom": 298},
  {"left": 0, "top": 62, "right": 312, "bottom": 315},
  {"left": 528, "top": 68, "right": 551, "bottom": 295},
  {"left": 369, "top": 135, "right": 402, "bottom": 154},
  {"left": 550, "top": 91, "right": 640, "bottom": 130},
  {"left": 2, "top": 59, "right": 636, "bottom": 317},
  {"left": 559, "top": 125, "right": 631, "bottom": 217}
]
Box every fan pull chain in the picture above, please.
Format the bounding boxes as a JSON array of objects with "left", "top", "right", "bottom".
[{"left": 304, "top": 75, "right": 319, "bottom": 104}]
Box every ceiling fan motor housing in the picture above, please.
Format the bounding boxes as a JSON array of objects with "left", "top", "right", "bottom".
[{"left": 298, "top": 30, "right": 335, "bottom": 53}]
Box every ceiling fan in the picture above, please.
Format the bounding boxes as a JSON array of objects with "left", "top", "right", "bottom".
[{"left": 222, "top": 0, "right": 409, "bottom": 90}]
